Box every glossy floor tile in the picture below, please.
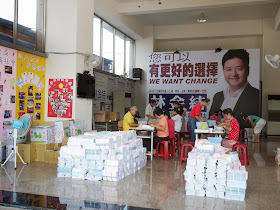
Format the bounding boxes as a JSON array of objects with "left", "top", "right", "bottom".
[{"left": 0, "top": 139, "right": 280, "bottom": 209}]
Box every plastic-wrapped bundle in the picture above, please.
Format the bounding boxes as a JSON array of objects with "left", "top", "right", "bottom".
[{"left": 72, "top": 168, "right": 87, "bottom": 179}]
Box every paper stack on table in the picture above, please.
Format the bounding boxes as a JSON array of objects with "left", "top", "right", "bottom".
[
  {"left": 58, "top": 130, "right": 147, "bottom": 181},
  {"left": 184, "top": 139, "right": 248, "bottom": 200}
]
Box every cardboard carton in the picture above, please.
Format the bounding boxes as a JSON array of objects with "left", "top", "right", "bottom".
[
  {"left": 45, "top": 150, "right": 60, "bottom": 164},
  {"left": 30, "top": 126, "right": 55, "bottom": 144},
  {"left": 17, "top": 143, "right": 32, "bottom": 163},
  {"left": 4, "top": 125, "right": 27, "bottom": 143},
  {"left": 94, "top": 111, "right": 110, "bottom": 122},
  {"left": 109, "top": 112, "right": 120, "bottom": 121},
  {"left": 30, "top": 144, "right": 53, "bottom": 162},
  {"left": 62, "top": 137, "right": 68, "bottom": 146}
]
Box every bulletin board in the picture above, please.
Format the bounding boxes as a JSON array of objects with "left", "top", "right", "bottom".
[
  {"left": 16, "top": 51, "right": 46, "bottom": 121},
  {"left": 47, "top": 79, "right": 73, "bottom": 118},
  {"left": 0, "top": 46, "right": 17, "bottom": 136}
]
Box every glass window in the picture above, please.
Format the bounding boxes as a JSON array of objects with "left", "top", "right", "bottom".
[
  {"left": 93, "top": 16, "right": 101, "bottom": 57},
  {"left": 102, "top": 22, "right": 113, "bottom": 73},
  {"left": 18, "top": 0, "right": 37, "bottom": 49},
  {"left": 125, "top": 37, "right": 134, "bottom": 77},
  {"left": 115, "top": 31, "right": 125, "bottom": 75},
  {"left": 0, "top": 0, "right": 14, "bottom": 43}
]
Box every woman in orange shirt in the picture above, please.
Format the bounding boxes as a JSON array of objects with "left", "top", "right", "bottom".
[{"left": 145, "top": 108, "right": 169, "bottom": 155}]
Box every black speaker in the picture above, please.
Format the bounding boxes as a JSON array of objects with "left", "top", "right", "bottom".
[{"left": 133, "top": 68, "right": 142, "bottom": 79}]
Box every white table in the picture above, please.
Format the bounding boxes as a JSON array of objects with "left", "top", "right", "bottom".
[
  {"left": 131, "top": 126, "right": 155, "bottom": 161},
  {"left": 194, "top": 129, "right": 224, "bottom": 140}
]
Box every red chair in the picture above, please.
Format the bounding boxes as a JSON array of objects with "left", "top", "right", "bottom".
[
  {"left": 232, "top": 143, "right": 249, "bottom": 168},
  {"left": 155, "top": 140, "right": 173, "bottom": 161},
  {"left": 239, "top": 129, "right": 248, "bottom": 144},
  {"left": 179, "top": 143, "right": 194, "bottom": 165},
  {"left": 174, "top": 133, "right": 180, "bottom": 155}
]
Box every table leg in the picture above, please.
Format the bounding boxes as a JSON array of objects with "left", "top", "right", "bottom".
[
  {"left": 196, "top": 133, "right": 198, "bottom": 140},
  {"left": 151, "top": 131, "right": 154, "bottom": 161}
]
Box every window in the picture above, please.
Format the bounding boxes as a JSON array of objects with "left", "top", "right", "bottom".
[
  {"left": 0, "top": 0, "right": 15, "bottom": 43},
  {"left": 102, "top": 22, "right": 113, "bottom": 73},
  {"left": 18, "top": 0, "right": 37, "bottom": 49},
  {"left": 93, "top": 15, "right": 135, "bottom": 76},
  {"left": 93, "top": 16, "right": 101, "bottom": 57},
  {"left": 0, "top": 0, "right": 45, "bottom": 52},
  {"left": 125, "top": 37, "right": 134, "bottom": 77},
  {"left": 115, "top": 31, "right": 125, "bottom": 75}
]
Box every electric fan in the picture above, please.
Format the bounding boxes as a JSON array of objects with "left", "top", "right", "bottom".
[
  {"left": 265, "top": 54, "right": 280, "bottom": 69},
  {"left": 1, "top": 114, "right": 32, "bottom": 169},
  {"left": 84, "top": 54, "right": 101, "bottom": 70}
]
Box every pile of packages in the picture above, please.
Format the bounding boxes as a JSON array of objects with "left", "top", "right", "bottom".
[
  {"left": 184, "top": 138, "right": 248, "bottom": 201},
  {"left": 58, "top": 130, "right": 147, "bottom": 181}
]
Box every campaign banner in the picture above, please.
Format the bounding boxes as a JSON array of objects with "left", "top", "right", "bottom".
[{"left": 147, "top": 49, "right": 260, "bottom": 128}]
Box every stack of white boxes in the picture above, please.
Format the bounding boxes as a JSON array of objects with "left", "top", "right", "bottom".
[
  {"left": 225, "top": 152, "right": 248, "bottom": 201},
  {"left": 58, "top": 130, "right": 147, "bottom": 181},
  {"left": 184, "top": 139, "right": 248, "bottom": 200}
]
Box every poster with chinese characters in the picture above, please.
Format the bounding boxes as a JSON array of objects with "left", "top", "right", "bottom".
[
  {"left": 0, "top": 46, "right": 17, "bottom": 138},
  {"left": 94, "top": 71, "right": 107, "bottom": 100},
  {"left": 48, "top": 79, "right": 73, "bottom": 118},
  {"left": 16, "top": 51, "right": 46, "bottom": 121},
  {"left": 147, "top": 49, "right": 260, "bottom": 128}
]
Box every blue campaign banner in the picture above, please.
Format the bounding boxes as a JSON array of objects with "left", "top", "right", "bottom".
[{"left": 149, "top": 93, "right": 207, "bottom": 112}]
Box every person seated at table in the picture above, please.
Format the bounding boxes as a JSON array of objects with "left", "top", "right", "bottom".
[
  {"left": 243, "top": 114, "right": 266, "bottom": 143},
  {"left": 144, "top": 108, "right": 169, "bottom": 155},
  {"left": 210, "top": 110, "right": 221, "bottom": 123},
  {"left": 220, "top": 109, "right": 240, "bottom": 142},
  {"left": 123, "top": 106, "right": 139, "bottom": 131},
  {"left": 164, "top": 110, "right": 175, "bottom": 139},
  {"left": 171, "top": 108, "right": 183, "bottom": 133}
]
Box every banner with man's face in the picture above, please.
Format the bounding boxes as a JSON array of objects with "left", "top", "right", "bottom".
[{"left": 147, "top": 49, "right": 260, "bottom": 128}]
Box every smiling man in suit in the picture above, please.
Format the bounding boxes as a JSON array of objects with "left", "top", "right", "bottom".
[{"left": 209, "top": 49, "right": 259, "bottom": 128}]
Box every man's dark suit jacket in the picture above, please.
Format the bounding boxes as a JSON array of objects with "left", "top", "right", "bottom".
[{"left": 209, "top": 83, "right": 260, "bottom": 128}]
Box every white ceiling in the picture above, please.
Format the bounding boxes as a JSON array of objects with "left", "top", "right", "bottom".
[{"left": 115, "top": 1, "right": 280, "bottom": 25}]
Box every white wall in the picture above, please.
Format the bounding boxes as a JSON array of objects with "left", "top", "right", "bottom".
[
  {"left": 94, "top": 0, "right": 144, "bottom": 40},
  {"left": 134, "top": 26, "right": 154, "bottom": 116},
  {"left": 45, "top": 0, "right": 94, "bottom": 131}
]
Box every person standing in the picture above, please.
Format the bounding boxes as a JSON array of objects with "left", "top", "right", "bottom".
[
  {"left": 188, "top": 98, "right": 211, "bottom": 142},
  {"left": 123, "top": 106, "right": 139, "bottom": 131},
  {"left": 243, "top": 114, "right": 266, "bottom": 143},
  {"left": 145, "top": 100, "right": 157, "bottom": 122}
]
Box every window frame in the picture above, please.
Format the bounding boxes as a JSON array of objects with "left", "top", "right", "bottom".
[
  {"left": 94, "top": 14, "right": 135, "bottom": 77},
  {"left": 0, "top": 0, "right": 46, "bottom": 53}
]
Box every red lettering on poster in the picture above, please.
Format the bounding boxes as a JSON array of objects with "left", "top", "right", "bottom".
[
  {"left": 149, "top": 64, "right": 159, "bottom": 77},
  {"left": 160, "top": 64, "right": 171, "bottom": 77}
]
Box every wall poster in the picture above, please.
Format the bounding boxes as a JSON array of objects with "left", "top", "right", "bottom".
[
  {"left": 0, "top": 46, "right": 17, "bottom": 136},
  {"left": 48, "top": 79, "right": 73, "bottom": 118},
  {"left": 147, "top": 49, "right": 260, "bottom": 128},
  {"left": 16, "top": 51, "right": 46, "bottom": 122}
]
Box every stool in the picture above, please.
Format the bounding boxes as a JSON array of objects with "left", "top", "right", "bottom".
[
  {"left": 175, "top": 133, "right": 180, "bottom": 154},
  {"left": 232, "top": 144, "right": 249, "bottom": 168},
  {"left": 169, "top": 138, "right": 176, "bottom": 158},
  {"left": 179, "top": 143, "right": 194, "bottom": 165},
  {"left": 155, "top": 140, "right": 173, "bottom": 161},
  {"left": 239, "top": 129, "right": 248, "bottom": 144}
]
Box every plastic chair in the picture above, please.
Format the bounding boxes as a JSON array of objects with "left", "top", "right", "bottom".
[
  {"left": 239, "top": 129, "right": 248, "bottom": 144},
  {"left": 174, "top": 133, "right": 180, "bottom": 154},
  {"left": 179, "top": 143, "right": 194, "bottom": 165},
  {"left": 155, "top": 140, "right": 173, "bottom": 161},
  {"left": 232, "top": 143, "right": 249, "bottom": 168}
]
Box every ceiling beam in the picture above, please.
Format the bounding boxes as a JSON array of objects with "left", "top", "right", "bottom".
[
  {"left": 275, "top": 7, "right": 280, "bottom": 31},
  {"left": 118, "top": 0, "right": 278, "bottom": 15}
]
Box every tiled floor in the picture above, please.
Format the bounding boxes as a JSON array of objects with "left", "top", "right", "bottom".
[{"left": 0, "top": 140, "right": 280, "bottom": 209}]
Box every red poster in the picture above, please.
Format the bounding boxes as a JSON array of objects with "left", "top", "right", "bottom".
[{"left": 48, "top": 79, "right": 73, "bottom": 118}]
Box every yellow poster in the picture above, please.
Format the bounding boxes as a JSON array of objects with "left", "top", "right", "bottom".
[{"left": 16, "top": 51, "right": 46, "bottom": 121}]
